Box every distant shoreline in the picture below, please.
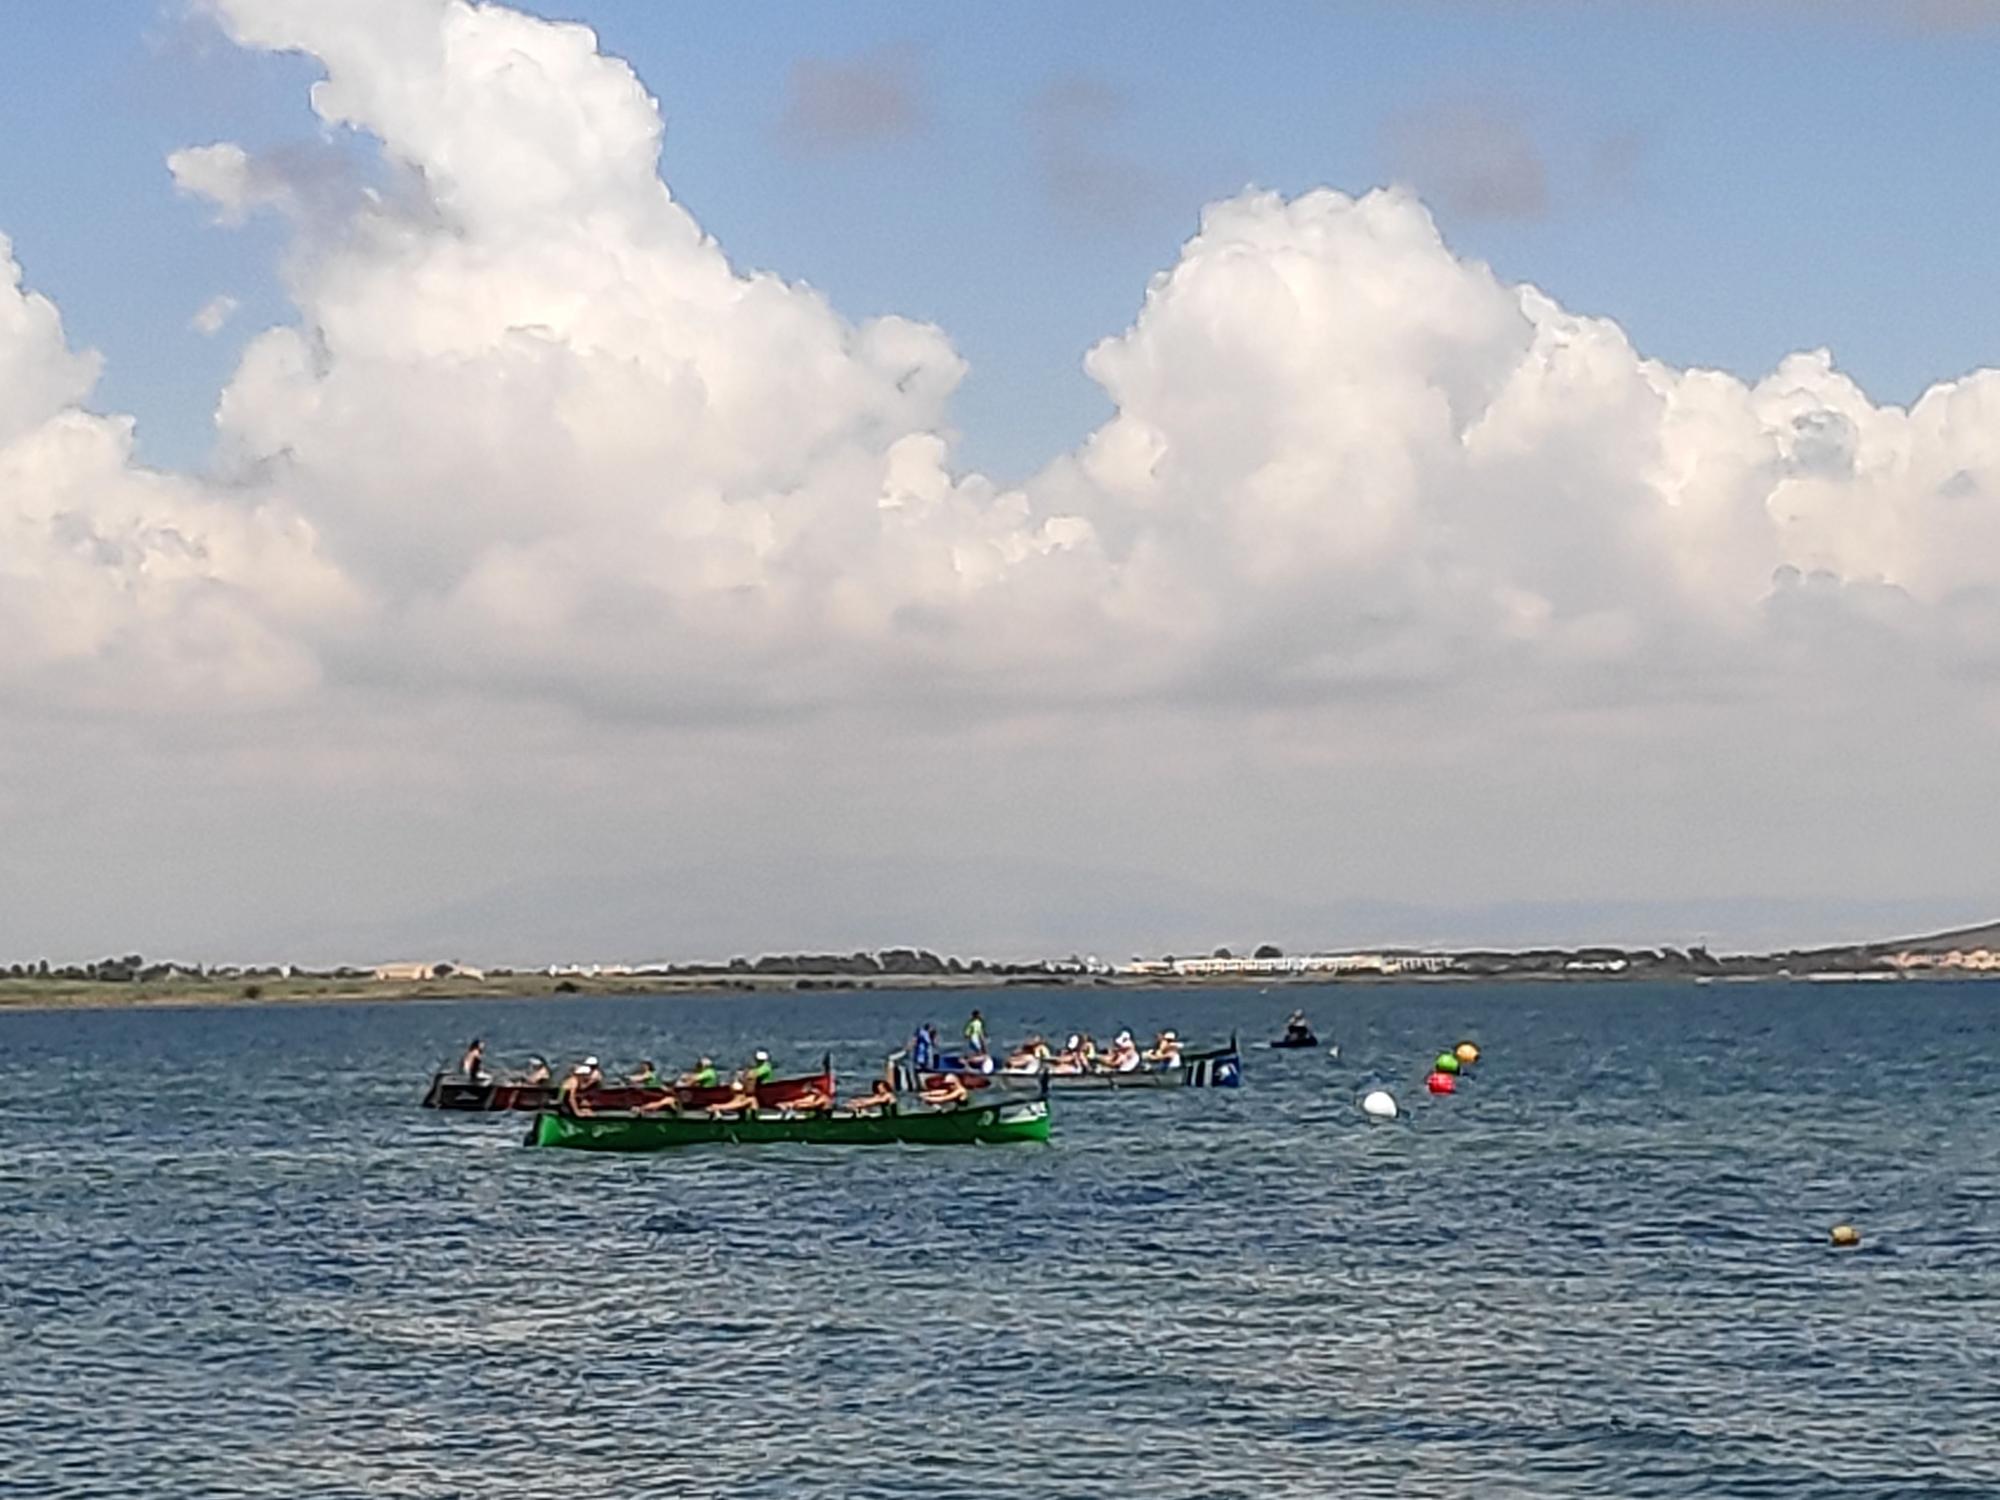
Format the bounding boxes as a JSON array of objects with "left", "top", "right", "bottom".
[{"left": 1, "top": 965, "right": 1989, "bottom": 1016}]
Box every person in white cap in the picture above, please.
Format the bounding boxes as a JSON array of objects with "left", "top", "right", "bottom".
[
  {"left": 742, "top": 1050, "right": 775, "bottom": 1089},
  {"left": 555, "top": 1061, "right": 595, "bottom": 1117},
  {"left": 1110, "top": 1030, "right": 1142, "bottom": 1072},
  {"left": 1144, "top": 1030, "right": 1183, "bottom": 1067}
]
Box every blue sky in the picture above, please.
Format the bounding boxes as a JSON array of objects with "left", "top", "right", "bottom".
[{"left": 5, "top": 0, "right": 1999, "bottom": 483}]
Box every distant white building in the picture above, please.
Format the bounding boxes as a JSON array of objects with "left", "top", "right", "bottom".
[
  {"left": 373, "top": 961, "right": 484, "bottom": 982},
  {"left": 1121, "top": 952, "right": 1452, "bottom": 978}
]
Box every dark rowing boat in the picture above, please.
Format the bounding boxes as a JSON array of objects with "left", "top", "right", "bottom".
[{"left": 421, "top": 1056, "right": 834, "bottom": 1113}]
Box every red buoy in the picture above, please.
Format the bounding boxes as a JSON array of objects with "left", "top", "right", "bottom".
[{"left": 1425, "top": 1070, "right": 1455, "bottom": 1094}]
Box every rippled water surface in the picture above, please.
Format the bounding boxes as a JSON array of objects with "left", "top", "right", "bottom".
[{"left": 4, "top": 981, "right": 1998, "bottom": 1498}]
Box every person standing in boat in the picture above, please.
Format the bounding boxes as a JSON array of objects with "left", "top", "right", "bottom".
[
  {"left": 963, "top": 1009, "right": 987, "bottom": 1057},
  {"left": 460, "top": 1038, "right": 486, "bottom": 1081}
]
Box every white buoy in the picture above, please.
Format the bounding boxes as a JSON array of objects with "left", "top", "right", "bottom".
[{"left": 1360, "top": 1088, "right": 1398, "bottom": 1121}]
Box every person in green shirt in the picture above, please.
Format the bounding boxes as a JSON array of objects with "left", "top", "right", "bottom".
[
  {"left": 679, "top": 1056, "right": 719, "bottom": 1089},
  {"left": 745, "top": 1050, "right": 775, "bottom": 1086},
  {"left": 964, "top": 1009, "right": 987, "bottom": 1056}
]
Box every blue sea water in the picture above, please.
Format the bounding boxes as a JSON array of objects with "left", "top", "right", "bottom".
[{"left": 2, "top": 980, "right": 1997, "bottom": 1499}]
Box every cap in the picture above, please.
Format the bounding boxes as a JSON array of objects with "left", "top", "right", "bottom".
[
  {"left": 583, "top": 1055, "right": 599, "bottom": 1067},
  {"left": 754, "top": 1050, "right": 770, "bottom": 1061}
]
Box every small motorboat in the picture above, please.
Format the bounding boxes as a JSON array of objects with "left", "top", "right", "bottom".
[{"left": 1268, "top": 1012, "right": 1318, "bottom": 1049}]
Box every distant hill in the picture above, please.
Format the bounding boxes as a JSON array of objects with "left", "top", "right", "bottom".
[{"left": 1859, "top": 918, "right": 2000, "bottom": 957}]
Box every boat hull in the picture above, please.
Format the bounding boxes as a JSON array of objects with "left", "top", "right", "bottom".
[
  {"left": 526, "top": 1100, "right": 1050, "bottom": 1150},
  {"left": 423, "top": 1061, "right": 834, "bottom": 1113}
]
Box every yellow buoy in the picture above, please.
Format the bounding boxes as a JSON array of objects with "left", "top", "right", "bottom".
[
  {"left": 1830, "top": 1224, "right": 1860, "bottom": 1248},
  {"left": 1454, "top": 1042, "right": 1480, "bottom": 1066}
]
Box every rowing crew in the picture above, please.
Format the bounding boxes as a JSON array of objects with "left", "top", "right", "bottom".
[
  {"left": 556, "top": 1069, "right": 971, "bottom": 1119},
  {"left": 459, "top": 1040, "right": 776, "bottom": 1092},
  {"left": 1003, "top": 1029, "right": 1183, "bottom": 1075}
]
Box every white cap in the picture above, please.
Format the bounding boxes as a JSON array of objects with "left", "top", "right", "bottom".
[
  {"left": 1162, "top": 1030, "right": 1178, "bottom": 1042},
  {"left": 1116, "top": 1031, "right": 1133, "bottom": 1045},
  {"left": 1067, "top": 1035, "right": 1080, "bottom": 1048},
  {"left": 583, "top": 1055, "right": 599, "bottom": 1067},
  {"left": 572, "top": 1063, "right": 590, "bottom": 1076},
  {"left": 755, "top": 1050, "right": 770, "bottom": 1061}
]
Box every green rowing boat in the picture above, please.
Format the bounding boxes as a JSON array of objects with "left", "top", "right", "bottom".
[{"left": 526, "top": 1099, "right": 1051, "bottom": 1151}]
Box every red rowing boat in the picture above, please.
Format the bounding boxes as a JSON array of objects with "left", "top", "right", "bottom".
[{"left": 421, "top": 1056, "right": 833, "bottom": 1113}]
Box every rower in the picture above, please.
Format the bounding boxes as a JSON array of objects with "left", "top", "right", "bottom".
[
  {"left": 1284, "top": 1011, "right": 1313, "bottom": 1042},
  {"left": 579, "top": 1055, "right": 603, "bottom": 1089},
  {"left": 460, "top": 1038, "right": 485, "bottom": 1081},
  {"left": 679, "top": 1056, "right": 718, "bottom": 1089},
  {"left": 845, "top": 1077, "right": 897, "bottom": 1114},
  {"left": 555, "top": 1063, "right": 594, "bottom": 1117},
  {"left": 1109, "top": 1031, "right": 1142, "bottom": 1072},
  {"left": 1144, "top": 1030, "right": 1183, "bottom": 1066},
  {"left": 744, "top": 1050, "right": 775, "bottom": 1088},
  {"left": 521, "top": 1056, "right": 551, "bottom": 1085},
  {"left": 783, "top": 1084, "right": 833, "bottom": 1115},
  {"left": 919, "top": 1073, "right": 971, "bottom": 1108},
  {"left": 704, "top": 1079, "right": 760, "bottom": 1117},
  {"left": 627, "top": 1059, "right": 662, "bottom": 1086}
]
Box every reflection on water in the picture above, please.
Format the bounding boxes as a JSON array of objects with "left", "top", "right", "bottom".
[{"left": 3, "top": 982, "right": 1998, "bottom": 1498}]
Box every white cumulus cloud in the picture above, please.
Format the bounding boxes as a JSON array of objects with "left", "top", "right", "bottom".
[
  {"left": 0, "top": 233, "right": 354, "bottom": 711},
  {"left": 191, "top": 294, "right": 241, "bottom": 336},
  {"left": 145, "top": 0, "right": 2000, "bottom": 732}
]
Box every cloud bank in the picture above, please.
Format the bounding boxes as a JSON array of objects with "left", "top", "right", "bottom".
[{"left": 4, "top": 0, "right": 1999, "bottom": 954}]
